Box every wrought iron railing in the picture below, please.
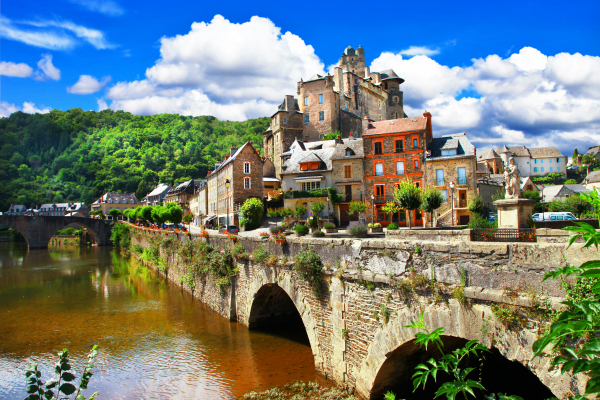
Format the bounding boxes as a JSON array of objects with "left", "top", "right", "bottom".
[{"left": 470, "top": 228, "right": 536, "bottom": 242}]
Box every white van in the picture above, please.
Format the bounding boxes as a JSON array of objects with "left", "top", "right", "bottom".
[{"left": 532, "top": 212, "right": 577, "bottom": 222}]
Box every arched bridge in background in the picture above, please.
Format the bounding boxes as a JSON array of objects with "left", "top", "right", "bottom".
[{"left": 0, "top": 215, "right": 113, "bottom": 249}]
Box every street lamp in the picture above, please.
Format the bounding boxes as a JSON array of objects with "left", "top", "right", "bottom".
[
  {"left": 449, "top": 181, "right": 455, "bottom": 226},
  {"left": 225, "top": 179, "right": 230, "bottom": 226},
  {"left": 326, "top": 196, "right": 330, "bottom": 222},
  {"left": 371, "top": 194, "right": 375, "bottom": 225}
]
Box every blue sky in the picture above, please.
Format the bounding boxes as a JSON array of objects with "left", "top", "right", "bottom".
[{"left": 1, "top": 0, "right": 599, "bottom": 156}]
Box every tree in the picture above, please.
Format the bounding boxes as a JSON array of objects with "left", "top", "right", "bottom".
[
  {"left": 267, "top": 208, "right": 281, "bottom": 226},
  {"left": 321, "top": 131, "right": 340, "bottom": 141},
  {"left": 393, "top": 179, "right": 422, "bottom": 229},
  {"left": 523, "top": 190, "right": 543, "bottom": 213},
  {"left": 279, "top": 207, "right": 294, "bottom": 227},
  {"left": 182, "top": 213, "right": 194, "bottom": 230},
  {"left": 239, "top": 198, "right": 264, "bottom": 230},
  {"left": 381, "top": 201, "right": 401, "bottom": 223},
  {"left": 572, "top": 148, "right": 579, "bottom": 165},
  {"left": 18, "top": 164, "right": 31, "bottom": 180},
  {"left": 165, "top": 204, "right": 183, "bottom": 225},
  {"left": 467, "top": 194, "right": 485, "bottom": 215},
  {"left": 347, "top": 201, "right": 367, "bottom": 221},
  {"left": 109, "top": 208, "right": 122, "bottom": 220},
  {"left": 421, "top": 187, "right": 444, "bottom": 226},
  {"left": 310, "top": 201, "right": 325, "bottom": 228},
  {"left": 293, "top": 203, "right": 308, "bottom": 225},
  {"left": 141, "top": 206, "right": 154, "bottom": 224},
  {"left": 152, "top": 206, "right": 168, "bottom": 227}
]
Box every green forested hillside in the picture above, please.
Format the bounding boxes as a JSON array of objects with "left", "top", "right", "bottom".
[{"left": 0, "top": 109, "right": 269, "bottom": 211}]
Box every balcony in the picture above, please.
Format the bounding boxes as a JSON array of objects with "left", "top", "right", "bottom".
[
  {"left": 374, "top": 195, "right": 387, "bottom": 204},
  {"left": 283, "top": 189, "right": 329, "bottom": 199}
]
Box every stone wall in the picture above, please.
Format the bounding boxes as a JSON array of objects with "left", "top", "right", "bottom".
[{"left": 129, "top": 227, "right": 593, "bottom": 399}]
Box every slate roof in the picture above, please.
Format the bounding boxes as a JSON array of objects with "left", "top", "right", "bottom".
[
  {"left": 586, "top": 171, "right": 600, "bottom": 183},
  {"left": 378, "top": 69, "right": 405, "bottom": 84},
  {"left": 281, "top": 141, "right": 336, "bottom": 175},
  {"left": 94, "top": 193, "right": 139, "bottom": 205},
  {"left": 210, "top": 141, "right": 260, "bottom": 176},
  {"left": 565, "top": 184, "right": 591, "bottom": 194},
  {"left": 542, "top": 185, "right": 575, "bottom": 202},
  {"left": 529, "top": 147, "right": 563, "bottom": 158},
  {"left": 299, "top": 153, "right": 324, "bottom": 164},
  {"left": 477, "top": 148, "right": 500, "bottom": 160},
  {"left": 146, "top": 183, "right": 171, "bottom": 198},
  {"left": 331, "top": 138, "right": 364, "bottom": 161},
  {"left": 7, "top": 204, "right": 26, "bottom": 213},
  {"left": 363, "top": 116, "right": 427, "bottom": 136},
  {"left": 496, "top": 145, "right": 531, "bottom": 157},
  {"left": 476, "top": 162, "right": 490, "bottom": 173},
  {"left": 586, "top": 146, "right": 600, "bottom": 156},
  {"left": 166, "top": 179, "right": 202, "bottom": 196},
  {"left": 427, "top": 133, "right": 476, "bottom": 160}
]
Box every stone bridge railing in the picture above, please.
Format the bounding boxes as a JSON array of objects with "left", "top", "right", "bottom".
[{"left": 130, "top": 227, "right": 595, "bottom": 399}]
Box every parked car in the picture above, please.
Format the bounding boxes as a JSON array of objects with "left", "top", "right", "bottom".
[
  {"left": 532, "top": 212, "right": 577, "bottom": 222},
  {"left": 219, "top": 225, "right": 239, "bottom": 234},
  {"left": 488, "top": 214, "right": 498, "bottom": 222}
]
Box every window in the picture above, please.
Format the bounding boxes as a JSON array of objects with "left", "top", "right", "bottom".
[
  {"left": 244, "top": 162, "right": 251, "bottom": 174},
  {"left": 441, "top": 149, "right": 457, "bottom": 156},
  {"left": 533, "top": 167, "right": 538, "bottom": 172},
  {"left": 345, "top": 102, "right": 348, "bottom": 110},
  {"left": 301, "top": 181, "right": 321, "bottom": 191},
  {"left": 300, "top": 162, "right": 320, "bottom": 171},
  {"left": 375, "top": 162, "right": 384, "bottom": 176},
  {"left": 540, "top": 159, "right": 544, "bottom": 163},
  {"left": 458, "top": 168, "right": 466, "bottom": 185},
  {"left": 396, "top": 161, "right": 405, "bottom": 175},
  {"left": 283, "top": 118, "right": 287, "bottom": 124},
  {"left": 393, "top": 96, "right": 398, "bottom": 103},
  {"left": 549, "top": 158, "right": 553, "bottom": 163},
  {"left": 413, "top": 138, "right": 418, "bottom": 147},
  {"left": 549, "top": 167, "right": 553, "bottom": 172},
  {"left": 304, "top": 97, "right": 309, "bottom": 106},
  {"left": 436, "top": 169, "right": 444, "bottom": 186},
  {"left": 414, "top": 159, "right": 419, "bottom": 168},
  {"left": 441, "top": 190, "right": 448, "bottom": 203},
  {"left": 375, "top": 185, "right": 385, "bottom": 196},
  {"left": 535, "top": 159, "right": 538, "bottom": 164},
  {"left": 319, "top": 94, "right": 323, "bottom": 103},
  {"left": 557, "top": 166, "right": 561, "bottom": 171},
  {"left": 244, "top": 177, "right": 251, "bottom": 189},
  {"left": 541, "top": 167, "right": 544, "bottom": 172},
  {"left": 304, "top": 114, "right": 310, "bottom": 124},
  {"left": 415, "top": 181, "right": 420, "bottom": 188},
  {"left": 344, "top": 165, "right": 352, "bottom": 178},
  {"left": 374, "top": 141, "right": 383, "bottom": 154},
  {"left": 556, "top": 158, "right": 561, "bottom": 162},
  {"left": 394, "top": 140, "right": 404, "bottom": 153},
  {"left": 346, "top": 148, "right": 355, "bottom": 156},
  {"left": 319, "top": 111, "right": 324, "bottom": 121}
]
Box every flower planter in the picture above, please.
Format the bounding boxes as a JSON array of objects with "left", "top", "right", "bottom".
[
  {"left": 325, "top": 228, "right": 338, "bottom": 233},
  {"left": 275, "top": 239, "right": 286, "bottom": 245},
  {"left": 353, "top": 233, "right": 368, "bottom": 238},
  {"left": 370, "top": 227, "right": 383, "bottom": 233}
]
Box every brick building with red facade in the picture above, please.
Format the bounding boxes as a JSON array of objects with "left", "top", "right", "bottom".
[{"left": 362, "top": 112, "right": 433, "bottom": 227}]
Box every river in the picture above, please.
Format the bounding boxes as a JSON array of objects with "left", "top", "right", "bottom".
[{"left": 0, "top": 243, "right": 322, "bottom": 399}]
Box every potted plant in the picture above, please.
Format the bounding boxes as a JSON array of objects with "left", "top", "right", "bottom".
[
  {"left": 259, "top": 232, "right": 270, "bottom": 239},
  {"left": 312, "top": 229, "right": 325, "bottom": 237},
  {"left": 199, "top": 230, "right": 209, "bottom": 239},
  {"left": 350, "top": 224, "right": 368, "bottom": 238},
  {"left": 227, "top": 232, "right": 238, "bottom": 242},
  {"left": 323, "top": 223, "right": 337, "bottom": 233},
  {"left": 295, "top": 224, "right": 309, "bottom": 237},
  {"left": 272, "top": 232, "right": 286, "bottom": 245},
  {"left": 369, "top": 222, "right": 383, "bottom": 233}
]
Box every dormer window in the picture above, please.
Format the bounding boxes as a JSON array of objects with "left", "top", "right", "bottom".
[
  {"left": 109, "top": 199, "right": 113, "bottom": 204},
  {"left": 300, "top": 162, "right": 320, "bottom": 171},
  {"left": 346, "top": 148, "right": 355, "bottom": 156},
  {"left": 441, "top": 149, "right": 458, "bottom": 156}
]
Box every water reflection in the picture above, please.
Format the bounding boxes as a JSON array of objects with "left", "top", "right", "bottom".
[{"left": 0, "top": 243, "right": 320, "bottom": 399}]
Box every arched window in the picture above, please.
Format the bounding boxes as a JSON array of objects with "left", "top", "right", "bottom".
[{"left": 346, "top": 148, "right": 355, "bottom": 156}]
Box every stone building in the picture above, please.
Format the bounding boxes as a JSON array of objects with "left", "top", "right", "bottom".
[
  {"left": 264, "top": 45, "right": 406, "bottom": 179},
  {"left": 91, "top": 193, "right": 139, "bottom": 219},
  {"left": 330, "top": 134, "right": 365, "bottom": 226},
  {"left": 189, "top": 180, "right": 208, "bottom": 226},
  {"left": 477, "top": 148, "right": 504, "bottom": 175},
  {"left": 477, "top": 177, "right": 504, "bottom": 213},
  {"left": 362, "top": 113, "right": 432, "bottom": 227},
  {"left": 205, "top": 142, "right": 264, "bottom": 226},
  {"left": 164, "top": 179, "right": 202, "bottom": 214},
  {"left": 39, "top": 202, "right": 90, "bottom": 217},
  {"left": 6, "top": 204, "right": 27, "bottom": 215},
  {"left": 425, "top": 132, "right": 477, "bottom": 226},
  {"left": 262, "top": 158, "right": 281, "bottom": 198},
  {"left": 141, "top": 183, "right": 172, "bottom": 206}
]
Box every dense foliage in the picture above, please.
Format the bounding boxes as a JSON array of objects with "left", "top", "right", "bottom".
[
  {"left": 239, "top": 198, "right": 264, "bottom": 230},
  {"left": 293, "top": 246, "right": 324, "bottom": 297},
  {"left": 0, "top": 109, "right": 269, "bottom": 211}
]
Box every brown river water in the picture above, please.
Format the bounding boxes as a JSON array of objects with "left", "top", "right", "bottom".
[{"left": 0, "top": 243, "right": 323, "bottom": 399}]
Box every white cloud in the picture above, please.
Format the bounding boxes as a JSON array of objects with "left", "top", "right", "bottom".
[
  {"left": 105, "top": 15, "right": 324, "bottom": 120},
  {"left": 0, "top": 61, "right": 33, "bottom": 77},
  {"left": 398, "top": 46, "right": 440, "bottom": 57},
  {"left": 0, "top": 101, "right": 51, "bottom": 117},
  {"left": 68, "top": 0, "right": 124, "bottom": 16},
  {"left": 0, "top": 16, "right": 114, "bottom": 50},
  {"left": 97, "top": 99, "right": 109, "bottom": 111},
  {"left": 508, "top": 47, "right": 548, "bottom": 72},
  {"left": 34, "top": 54, "right": 61, "bottom": 80},
  {"left": 67, "top": 75, "right": 111, "bottom": 94}
]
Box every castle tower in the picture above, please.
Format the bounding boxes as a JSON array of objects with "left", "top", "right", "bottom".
[{"left": 339, "top": 45, "right": 366, "bottom": 77}]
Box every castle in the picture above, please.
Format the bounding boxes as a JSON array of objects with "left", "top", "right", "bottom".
[{"left": 263, "top": 45, "right": 406, "bottom": 177}]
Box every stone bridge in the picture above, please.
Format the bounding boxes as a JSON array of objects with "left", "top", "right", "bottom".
[
  {"left": 0, "top": 215, "right": 113, "bottom": 249},
  {"left": 131, "top": 229, "right": 595, "bottom": 399}
]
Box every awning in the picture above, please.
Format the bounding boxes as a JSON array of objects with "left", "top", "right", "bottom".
[
  {"left": 293, "top": 175, "right": 325, "bottom": 182},
  {"left": 203, "top": 215, "right": 216, "bottom": 223},
  {"left": 335, "top": 181, "right": 362, "bottom": 185}
]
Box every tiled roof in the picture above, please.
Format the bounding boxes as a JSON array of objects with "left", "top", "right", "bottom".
[
  {"left": 330, "top": 138, "right": 364, "bottom": 160},
  {"left": 477, "top": 148, "right": 500, "bottom": 160},
  {"left": 496, "top": 145, "right": 531, "bottom": 157},
  {"left": 586, "top": 146, "right": 600, "bottom": 156},
  {"left": 363, "top": 116, "right": 427, "bottom": 136},
  {"left": 542, "top": 185, "right": 574, "bottom": 202},
  {"left": 529, "top": 147, "right": 563, "bottom": 158},
  {"left": 586, "top": 171, "right": 600, "bottom": 183},
  {"left": 427, "top": 133, "right": 475, "bottom": 159}
]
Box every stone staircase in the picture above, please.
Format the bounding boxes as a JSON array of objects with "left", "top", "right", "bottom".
[{"left": 435, "top": 208, "right": 453, "bottom": 227}]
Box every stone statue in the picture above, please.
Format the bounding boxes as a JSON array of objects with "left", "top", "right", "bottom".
[{"left": 504, "top": 157, "right": 521, "bottom": 199}]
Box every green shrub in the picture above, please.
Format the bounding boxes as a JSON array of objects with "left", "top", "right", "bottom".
[
  {"left": 467, "top": 214, "right": 494, "bottom": 229},
  {"left": 131, "top": 244, "right": 144, "bottom": 254},
  {"left": 110, "top": 223, "right": 131, "bottom": 248},
  {"left": 323, "top": 223, "right": 336, "bottom": 229},
  {"left": 349, "top": 224, "right": 368, "bottom": 236},
  {"left": 270, "top": 225, "right": 284, "bottom": 234},
  {"left": 239, "top": 198, "right": 264, "bottom": 230},
  {"left": 387, "top": 222, "right": 399, "bottom": 230},
  {"left": 373, "top": 222, "right": 382, "bottom": 228},
  {"left": 252, "top": 246, "right": 270, "bottom": 263},
  {"left": 312, "top": 230, "right": 325, "bottom": 237},
  {"left": 295, "top": 224, "right": 309, "bottom": 234},
  {"left": 380, "top": 304, "right": 391, "bottom": 324},
  {"left": 294, "top": 246, "right": 324, "bottom": 297}
]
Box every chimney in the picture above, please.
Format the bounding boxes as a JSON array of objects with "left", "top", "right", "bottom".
[
  {"left": 423, "top": 110, "right": 433, "bottom": 143},
  {"left": 362, "top": 116, "right": 371, "bottom": 133},
  {"left": 214, "top": 163, "right": 221, "bottom": 170},
  {"left": 364, "top": 66, "right": 370, "bottom": 79},
  {"left": 230, "top": 145, "right": 238, "bottom": 157},
  {"left": 335, "top": 135, "right": 343, "bottom": 144}
]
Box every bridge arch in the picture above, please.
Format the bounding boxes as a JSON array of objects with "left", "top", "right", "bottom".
[
  {"left": 355, "top": 301, "right": 585, "bottom": 399},
  {"left": 243, "top": 267, "right": 324, "bottom": 371}
]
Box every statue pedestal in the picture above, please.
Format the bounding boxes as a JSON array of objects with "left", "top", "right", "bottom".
[{"left": 494, "top": 198, "right": 536, "bottom": 229}]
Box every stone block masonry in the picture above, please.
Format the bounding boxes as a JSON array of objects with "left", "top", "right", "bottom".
[{"left": 130, "top": 227, "right": 591, "bottom": 399}]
